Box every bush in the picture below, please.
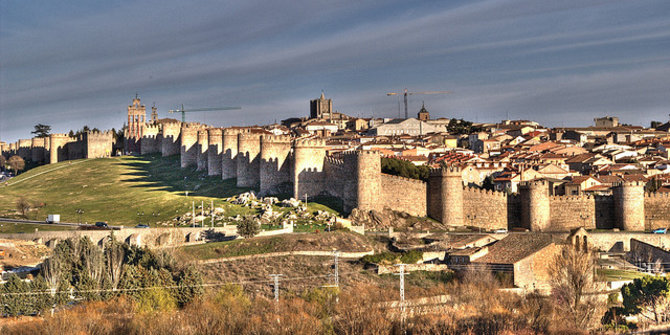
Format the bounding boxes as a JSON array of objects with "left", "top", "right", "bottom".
[
  {"left": 361, "top": 250, "right": 424, "bottom": 265},
  {"left": 237, "top": 216, "right": 260, "bottom": 238}
]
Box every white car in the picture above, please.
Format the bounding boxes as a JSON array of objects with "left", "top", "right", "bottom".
[{"left": 494, "top": 228, "right": 508, "bottom": 234}]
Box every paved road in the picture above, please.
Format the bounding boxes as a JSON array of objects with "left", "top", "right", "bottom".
[{"left": 0, "top": 217, "right": 123, "bottom": 230}]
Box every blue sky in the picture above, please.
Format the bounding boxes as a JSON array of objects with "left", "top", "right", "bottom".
[{"left": 1, "top": 0, "right": 670, "bottom": 142}]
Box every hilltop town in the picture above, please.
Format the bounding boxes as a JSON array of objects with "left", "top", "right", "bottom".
[{"left": 2, "top": 94, "right": 670, "bottom": 333}]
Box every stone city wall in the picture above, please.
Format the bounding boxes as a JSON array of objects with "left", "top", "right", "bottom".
[
  {"left": 463, "top": 186, "right": 508, "bottom": 230},
  {"left": 380, "top": 174, "right": 427, "bottom": 217}
]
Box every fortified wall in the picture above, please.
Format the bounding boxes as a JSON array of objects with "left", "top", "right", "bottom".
[{"left": 7, "top": 118, "right": 669, "bottom": 234}]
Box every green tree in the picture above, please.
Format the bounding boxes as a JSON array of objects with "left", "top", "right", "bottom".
[
  {"left": 237, "top": 216, "right": 260, "bottom": 238},
  {"left": 30, "top": 276, "right": 53, "bottom": 315},
  {"left": 31, "top": 123, "right": 51, "bottom": 138},
  {"left": 175, "top": 266, "right": 204, "bottom": 307},
  {"left": 0, "top": 155, "right": 6, "bottom": 170},
  {"left": 8, "top": 155, "right": 25, "bottom": 175},
  {"left": 0, "top": 274, "right": 30, "bottom": 316},
  {"left": 622, "top": 275, "right": 670, "bottom": 324},
  {"left": 482, "top": 175, "right": 495, "bottom": 191}
]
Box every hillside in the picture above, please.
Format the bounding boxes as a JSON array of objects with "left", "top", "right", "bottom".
[{"left": 0, "top": 155, "right": 337, "bottom": 227}]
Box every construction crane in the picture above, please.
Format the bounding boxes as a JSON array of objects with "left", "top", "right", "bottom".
[
  {"left": 168, "top": 104, "right": 242, "bottom": 123},
  {"left": 386, "top": 89, "right": 451, "bottom": 119}
]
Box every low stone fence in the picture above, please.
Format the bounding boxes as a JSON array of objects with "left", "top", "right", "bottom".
[
  {"left": 198, "top": 249, "right": 374, "bottom": 264},
  {"left": 376, "top": 263, "right": 450, "bottom": 275}
]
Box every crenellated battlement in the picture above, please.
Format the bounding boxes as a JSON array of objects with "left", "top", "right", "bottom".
[
  {"left": 18, "top": 139, "right": 32, "bottom": 147},
  {"left": 207, "top": 128, "right": 223, "bottom": 136},
  {"left": 294, "top": 137, "right": 326, "bottom": 148},
  {"left": 549, "top": 195, "right": 594, "bottom": 201},
  {"left": 85, "top": 130, "right": 114, "bottom": 139},
  {"left": 615, "top": 181, "right": 646, "bottom": 187},
  {"left": 429, "top": 165, "right": 462, "bottom": 177},
  {"left": 223, "top": 127, "right": 250, "bottom": 136},
  {"left": 144, "top": 124, "right": 161, "bottom": 134},
  {"left": 464, "top": 186, "right": 507, "bottom": 198},
  {"left": 324, "top": 155, "right": 344, "bottom": 167},
  {"left": 49, "top": 133, "right": 72, "bottom": 139},
  {"left": 181, "top": 122, "right": 206, "bottom": 130},
  {"left": 239, "top": 133, "right": 263, "bottom": 141},
  {"left": 519, "top": 180, "right": 548, "bottom": 188},
  {"left": 381, "top": 173, "right": 427, "bottom": 186},
  {"left": 261, "top": 134, "right": 291, "bottom": 143},
  {"left": 645, "top": 192, "right": 670, "bottom": 198}
]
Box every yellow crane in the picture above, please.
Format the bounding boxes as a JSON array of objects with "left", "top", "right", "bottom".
[
  {"left": 168, "top": 104, "right": 242, "bottom": 123},
  {"left": 386, "top": 89, "right": 451, "bottom": 119}
]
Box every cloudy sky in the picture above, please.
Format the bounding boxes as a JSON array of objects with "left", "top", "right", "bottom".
[{"left": 1, "top": 0, "right": 670, "bottom": 142}]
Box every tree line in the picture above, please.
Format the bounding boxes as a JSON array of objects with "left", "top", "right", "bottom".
[{"left": 0, "top": 236, "right": 202, "bottom": 317}]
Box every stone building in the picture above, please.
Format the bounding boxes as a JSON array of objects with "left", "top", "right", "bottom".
[
  {"left": 125, "top": 95, "right": 147, "bottom": 153},
  {"left": 369, "top": 118, "right": 446, "bottom": 136},
  {"left": 310, "top": 92, "right": 332, "bottom": 120}
]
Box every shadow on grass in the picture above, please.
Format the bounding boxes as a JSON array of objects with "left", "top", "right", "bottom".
[{"left": 118, "top": 154, "right": 250, "bottom": 198}]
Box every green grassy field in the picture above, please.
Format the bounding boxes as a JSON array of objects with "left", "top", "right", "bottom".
[
  {"left": 0, "top": 155, "right": 340, "bottom": 228},
  {"left": 178, "top": 231, "right": 377, "bottom": 261},
  {"left": 597, "top": 268, "right": 646, "bottom": 281},
  {"left": 0, "top": 222, "right": 78, "bottom": 234}
]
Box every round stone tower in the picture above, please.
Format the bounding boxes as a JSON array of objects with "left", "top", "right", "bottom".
[
  {"left": 440, "top": 167, "right": 464, "bottom": 226},
  {"left": 236, "top": 132, "right": 263, "bottom": 188},
  {"left": 49, "top": 133, "right": 70, "bottom": 164},
  {"left": 614, "top": 181, "right": 645, "bottom": 231},
  {"left": 207, "top": 128, "right": 223, "bottom": 176},
  {"left": 260, "top": 135, "right": 292, "bottom": 196},
  {"left": 355, "top": 151, "right": 382, "bottom": 213},
  {"left": 222, "top": 128, "right": 246, "bottom": 180},
  {"left": 196, "top": 130, "right": 208, "bottom": 171},
  {"left": 519, "top": 180, "right": 551, "bottom": 231},
  {"left": 292, "top": 138, "right": 326, "bottom": 199},
  {"left": 180, "top": 124, "right": 200, "bottom": 168}
]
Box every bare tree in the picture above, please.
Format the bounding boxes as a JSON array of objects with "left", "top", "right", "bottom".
[
  {"left": 7, "top": 155, "right": 25, "bottom": 175},
  {"left": 41, "top": 257, "right": 62, "bottom": 290},
  {"left": 15, "top": 197, "right": 31, "bottom": 217},
  {"left": 549, "top": 246, "right": 602, "bottom": 329},
  {"left": 104, "top": 237, "right": 125, "bottom": 290}
]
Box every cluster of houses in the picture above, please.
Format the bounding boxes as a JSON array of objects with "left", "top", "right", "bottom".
[{"left": 276, "top": 95, "right": 670, "bottom": 196}]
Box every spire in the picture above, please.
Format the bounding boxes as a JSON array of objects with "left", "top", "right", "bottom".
[{"left": 320, "top": 90, "right": 325, "bottom": 99}]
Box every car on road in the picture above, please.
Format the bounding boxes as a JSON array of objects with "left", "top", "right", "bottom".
[
  {"left": 95, "top": 221, "right": 109, "bottom": 229},
  {"left": 653, "top": 228, "right": 667, "bottom": 234},
  {"left": 135, "top": 224, "right": 150, "bottom": 228},
  {"left": 493, "top": 228, "right": 508, "bottom": 234}
]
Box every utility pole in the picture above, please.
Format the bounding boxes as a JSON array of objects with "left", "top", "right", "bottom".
[
  {"left": 269, "top": 274, "right": 283, "bottom": 303},
  {"left": 201, "top": 200, "right": 204, "bottom": 227},
  {"left": 211, "top": 200, "right": 214, "bottom": 228},
  {"left": 333, "top": 250, "right": 340, "bottom": 287},
  {"left": 394, "top": 264, "right": 406, "bottom": 326},
  {"left": 192, "top": 201, "right": 195, "bottom": 227}
]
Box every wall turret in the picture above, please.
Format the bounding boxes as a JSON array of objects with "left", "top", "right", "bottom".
[
  {"left": 428, "top": 166, "right": 464, "bottom": 226},
  {"left": 207, "top": 128, "right": 223, "bottom": 176},
  {"left": 196, "top": 129, "right": 209, "bottom": 171},
  {"left": 180, "top": 123, "right": 202, "bottom": 168},
  {"left": 83, "top": 130, "right": 113, "bottom": 159},
  {"left": 614, "top": 181, "right": 645, "bottom": 231},
  {"left": 519, "top": 180, "right": 551, "bottom": 231},
  {"left": 236, "top": 132, "right": 263, "bottom": 188},
  {"left": 293, "top": 138, "right": 327, "bottom": 199},
  {"left": 141, "top": 124, "right": 161, "bottom": 155},
  {"left": 49, "top": 133, "right": 73, "bottom": 164},
  {"left": 160, "top": 121, "right": 182, "bottom": 156},
  {"left": 222, "top": 128, "right": 248, "bottom": 180},
  {"left": 30, "top": 137, "right": 47, "bottom": 163},
  {"left": 260, "top": 135, "right": 292, "bottom": 196},
  {"left": 355, "top": 150, "right": 382, "bottom": 213}
]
